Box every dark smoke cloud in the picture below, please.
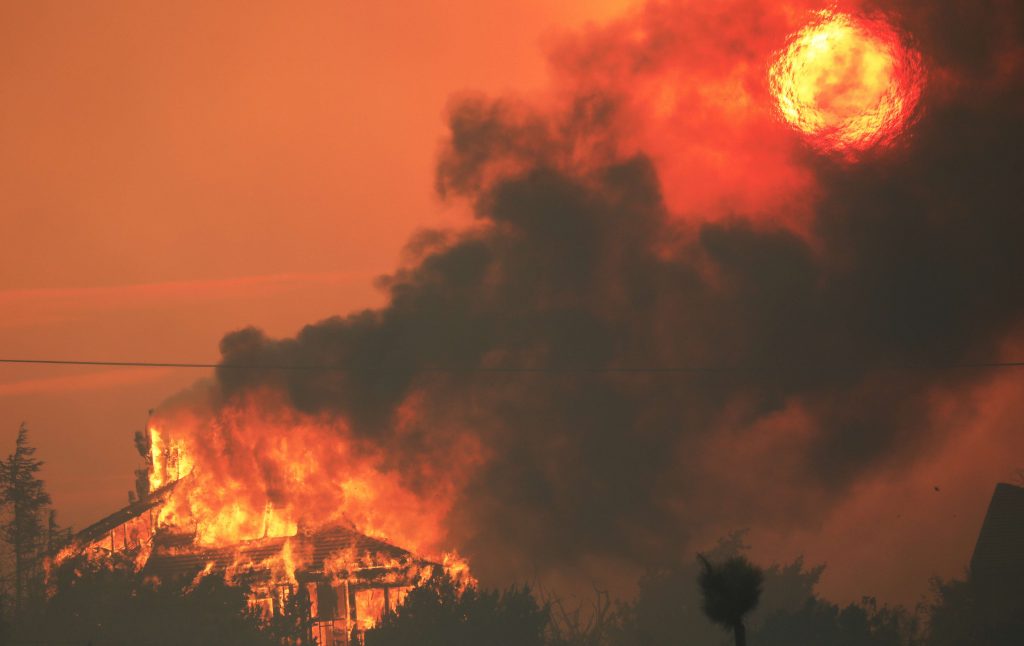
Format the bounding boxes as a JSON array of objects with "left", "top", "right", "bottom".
[{"left": 201, "top": 0, "right": 1024, "bottom": 585}]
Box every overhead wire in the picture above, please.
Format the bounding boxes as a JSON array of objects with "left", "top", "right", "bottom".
[{"left": 1, "top": 357, "right": 1023, "bottom": 373}]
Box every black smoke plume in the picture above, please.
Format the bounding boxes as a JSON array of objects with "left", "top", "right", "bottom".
[{"left": 196, "top": 0, "right": 1024, "bottom": 585}]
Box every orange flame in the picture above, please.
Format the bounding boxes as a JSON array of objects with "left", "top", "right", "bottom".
[
  {"left": 769, "top": 9, "right": 925, "bottom": 156},
  {"left": 147, "top": 390, "right": 481, "bottom": 561},
  {"left": 45, "top": 387, "right": 481, "bottom": 630}
]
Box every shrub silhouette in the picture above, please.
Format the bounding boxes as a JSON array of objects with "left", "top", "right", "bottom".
[
  {"left": 697, "top": 554, "right": 763, "bottom": 646},
  {"left": 365, "top": 572, "right": 549, "bottom": 646},
  {"left": 29, "top": 553, "right": 282, "bottom": 645}
]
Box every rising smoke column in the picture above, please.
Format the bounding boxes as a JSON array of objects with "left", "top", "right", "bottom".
[{"left": 161, "top": 0, "right": 1024, "bottom": 589}]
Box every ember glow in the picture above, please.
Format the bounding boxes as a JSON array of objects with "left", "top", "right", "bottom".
[{"left": 769, "top": 9, "right": 925, "bottom": 155}]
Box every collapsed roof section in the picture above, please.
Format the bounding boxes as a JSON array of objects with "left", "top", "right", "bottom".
[{"left": 62, "top": 478, "right": 438, "bottom": 587}]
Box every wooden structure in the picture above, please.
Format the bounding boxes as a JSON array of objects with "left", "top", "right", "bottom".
[{"left": 64, "top": 483, "right": 435, "bottom": 645}]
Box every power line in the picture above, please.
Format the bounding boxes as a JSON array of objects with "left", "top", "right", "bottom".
[
  {"left": 0, "top": 358, "right": 724, "bottom": 374},
  {"left": 1, "top": 357, "right": 1024, "bottom": 373},
  {"left": 1, "top": 358, "right": 223, "bottom": 369}
]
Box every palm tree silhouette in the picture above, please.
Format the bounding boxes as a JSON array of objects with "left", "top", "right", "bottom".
[{"left": 696, "top": 554, "right": 764, "bottom": 646}]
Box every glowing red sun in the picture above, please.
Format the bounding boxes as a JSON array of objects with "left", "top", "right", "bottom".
[{"left": 769, "top": 10, "right": 925, "bottom": 156}]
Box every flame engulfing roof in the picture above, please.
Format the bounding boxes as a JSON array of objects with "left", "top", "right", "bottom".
[
  {"left": 63, "top": 478, "right": 437, "bottom": 585},
  {"left": 68, "top": 481, "right": 178, "bottom": 550},
  {"left": 57, "top": 479, "right": 449, "bottom": 642},
  {"left": 144, "top": 524, "right": 422, "bottom": 581}
]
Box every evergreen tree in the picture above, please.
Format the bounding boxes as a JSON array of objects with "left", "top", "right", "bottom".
[{"left": 0, "top": 423, "right": 52, "bottom": 617}]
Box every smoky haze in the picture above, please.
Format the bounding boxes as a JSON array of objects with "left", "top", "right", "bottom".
[{"left": 169, "top": 0, "right": 1024, "bottom": 588}]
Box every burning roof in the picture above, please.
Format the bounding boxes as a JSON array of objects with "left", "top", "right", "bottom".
[
  {"left": 65, "top": 481, "right": 432, "bottom": 581},
  {"left": 144, "top": 524, "right": 427, "bottom": 582},
  {"left": 57, "top": 458, "right": 453, "bottom": 641}
]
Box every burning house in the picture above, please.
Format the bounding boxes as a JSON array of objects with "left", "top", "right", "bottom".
[{"left": 54, "top": 417, "right": 463, "bottom": 646}]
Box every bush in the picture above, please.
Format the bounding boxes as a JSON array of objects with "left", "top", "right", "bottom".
[
  {"left": 756, "top": 596, "right": 922, "bottom": 646},
  {"left": 21, "top": 553, "right": 282, "bottom": 646},
  {"left": 365, "top": 572, "right": 550, "bottom": 646}
]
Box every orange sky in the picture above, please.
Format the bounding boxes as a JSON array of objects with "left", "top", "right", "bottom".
[
  {"left": 0, "top": 0, "right": 629, "bottom": 531},
  {"left": 2, "top": 0, "right": 1021, "bottom": 609}
]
